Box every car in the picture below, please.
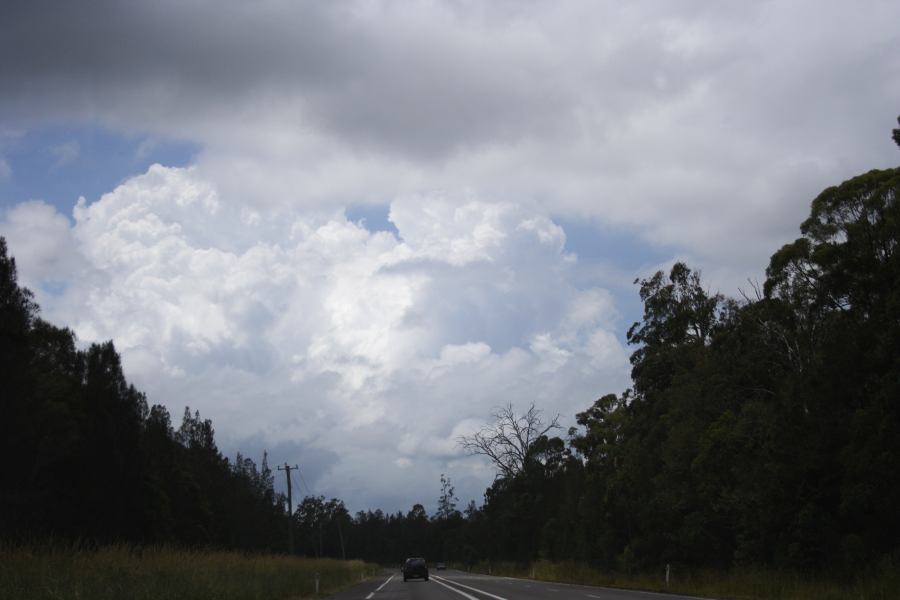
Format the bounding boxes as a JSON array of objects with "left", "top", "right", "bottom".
[
  {"left": 435, "top": 562, "right": 446, "bottom": 570},
  {"left": 402, "top": 557, "right": 429, "bottom": 582}
]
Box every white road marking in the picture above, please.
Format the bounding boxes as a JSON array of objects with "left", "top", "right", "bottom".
[
  {"left": 586, "top": 588, "right": 706, "bottom": 598},
  {"left": 431, "top": 577, "right": 481, "bottom": 600},
  {"left": 487, "top": 573, "right": 708, "bottom": 599},
  {"left": 601, "top": 589, "right": 695, "bottom": 598},
  {"left": 432, "top": 575, "right": 508, "bottom": 600},
  {"left": 369, "top": 574, "right": 392, "bottom": 596}
]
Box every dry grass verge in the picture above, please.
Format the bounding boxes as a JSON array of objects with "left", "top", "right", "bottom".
[
  {"left": 467, "top": 558, "right": 900, "bottom": 600},
  {"left": 0, "top": 543, "right": 379, "bottom": 600}
]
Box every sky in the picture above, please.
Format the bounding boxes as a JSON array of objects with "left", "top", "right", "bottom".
[{"left": 1, "top": 0, "right": 899, "bottom": 514}]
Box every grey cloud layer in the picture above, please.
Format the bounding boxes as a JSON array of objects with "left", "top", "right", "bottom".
[
  {"left": 6, "top": 0, "right": 896, "bottom": 289},
  {"left": 2, "top": 0, "right": 567, "bottom": 156},
  {"left": 7, "top": 1, "right": 896, "bottom": 163}
]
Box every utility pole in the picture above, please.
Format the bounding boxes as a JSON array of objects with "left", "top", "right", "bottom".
[{"left": 278, "top": 463, "right": 298, "bottom": 554}]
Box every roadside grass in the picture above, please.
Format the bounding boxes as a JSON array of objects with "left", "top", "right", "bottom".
[
  {"left": 467, "top": 558, "right": 900, "bottom": 600},
  {"left": 0, "top": 543, "right": 379, "bottom": 600}
]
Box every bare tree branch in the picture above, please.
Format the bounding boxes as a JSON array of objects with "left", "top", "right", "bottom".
[{"left": 457, "top": 403, "right": 561, "bottom": 479}]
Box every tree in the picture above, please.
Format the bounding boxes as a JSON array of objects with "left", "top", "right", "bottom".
[
  {"left": 765, "top": 162, "right": 900, "bottom": 563},
  {"left": 296, "top": 495, "right": 328, "bottom": 557},
  {"left": 407, "top": 503, "right": 427, "bottom": 521},
  {"left": 0, "top": 237, "right": 37, "bottom": 338},
  {"left": 627, "top": 262, "right": 724, "bottom": 395},
  {"left": 0, "top": 237, "right": 41, "bottom": 535},
  {"left": 327, "top": 498, "right": 350, "bottom": 559},
  {"left": 177, "top": 407, "right": 217, "bottom": 453},
  {"left": 435, "top": 474, "right": 459, "bottom": 520},
  {"left": 457, "top": 403, "right": 560, "bottom": 479}
]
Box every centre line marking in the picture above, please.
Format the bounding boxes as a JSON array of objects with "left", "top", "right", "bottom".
[
  {"left": 431, "top": 575, "right": 508, "bottom": 600},
  {"left": 431, "top": 577, "right": 481, "bottom": 600}
]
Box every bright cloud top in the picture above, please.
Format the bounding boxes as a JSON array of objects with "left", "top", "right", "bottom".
[{"left": 2, "top": 165, "right": 629, "bottom": 509}]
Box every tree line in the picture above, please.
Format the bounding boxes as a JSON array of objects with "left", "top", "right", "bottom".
[
  {"left": 0, "top": 245, "right": 285, "bottom": 549},
  {"left": 439, "top": 121, "right": 900, "bottom": 573},
  {"left": 1, "top": 121, "right": 898, "bottom": 574},
  {"left": 0, "top": 239, "right": 474, "bottom": 560},
  {"left": 341, "top": 121, "right": 900, "bottom": 572}
]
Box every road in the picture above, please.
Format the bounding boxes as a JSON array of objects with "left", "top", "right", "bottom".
[{"left": 327, "top": 569, "right": 711, "bottom": 600}]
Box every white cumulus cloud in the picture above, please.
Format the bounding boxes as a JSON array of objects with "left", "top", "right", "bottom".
[{"left": 1, "top": 164, "right": 629, "bottom": 510}]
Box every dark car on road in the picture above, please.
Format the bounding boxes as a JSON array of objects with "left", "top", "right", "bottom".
[{"left": 402, "top": 557, "right": 429, "bottom": 581}]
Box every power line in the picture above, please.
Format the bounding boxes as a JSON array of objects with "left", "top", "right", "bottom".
[
  {"left": 289, "top": 470, "right": 302, "bottom": 497},
  {"left": 297, "top": 469, "right": 314, "bottom": 496}
]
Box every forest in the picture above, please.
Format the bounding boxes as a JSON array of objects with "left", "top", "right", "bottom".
[{"left": 1, "top": 122, "right": 898, "bottom": 576}]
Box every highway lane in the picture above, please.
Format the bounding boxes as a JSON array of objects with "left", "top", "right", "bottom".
[{"left": 327, "top": 569, "right": 714, "bottom": 600}]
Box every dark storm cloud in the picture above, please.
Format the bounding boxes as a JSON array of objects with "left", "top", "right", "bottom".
[
  {"left": 0, "top": 0, "right": 568, "bottom": 158},
  {"left": 1, "top": 1, "right": 345, "bottom": 111}
]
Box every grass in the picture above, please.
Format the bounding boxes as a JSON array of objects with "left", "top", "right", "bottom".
[
  {"left": 467, "top": 558, "right": 900, "bottom": 600},
  {"left": 0, "top": 543, "right": 380, "bottom": 600}
]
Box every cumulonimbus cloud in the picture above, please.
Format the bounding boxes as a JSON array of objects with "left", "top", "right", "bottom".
[{"left": 2, "top": 164, "right": 630, "bottom": 510}]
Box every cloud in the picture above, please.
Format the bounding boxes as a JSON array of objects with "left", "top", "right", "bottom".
[
  {"left": 2, "top": 0, "right": 899, "bottom": 509},
  {"left": 1, "top": 164, "right": 629, "bottom": 510},
  {"left": 0, "top": 200, "right": 79, "bottom": 290},
  {"left": 49, "top": 140, "right": 80, "bottom": 168},
  {"left": 0, "top": 157, "right": 10, "bottom": 179},
  {"left": 134, "top": 138, "right": 159, "bottom": 161},
  {"left": 2, "top": 3, "right": 897, "bottom": 277}
]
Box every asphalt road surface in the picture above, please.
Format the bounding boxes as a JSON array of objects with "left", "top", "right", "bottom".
[{"left": 327, "top": 569, "right": 711, "bottom": 600}]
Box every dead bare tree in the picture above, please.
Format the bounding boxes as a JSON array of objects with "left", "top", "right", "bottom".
[{"left": 457, "top": 403, "right": 561, "bottom": 479}]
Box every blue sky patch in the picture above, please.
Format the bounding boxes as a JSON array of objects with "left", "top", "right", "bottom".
[
  {"left": 0, "top": 123, "right": 199, "bottom": 216},
  {"left": 40, "top": 280, "right": 68, "bottom": 297},
  {"left": 557, "top": 216, "right": 669, "bottom": 273},
  {"left": 346, "top": 203, "right": 399, "bottom": 236},
  {"left": 556, "top": 216, "right": 674, "bottom": 346}
]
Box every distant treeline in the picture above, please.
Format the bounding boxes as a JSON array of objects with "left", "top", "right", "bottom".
[{"left": 2, "top": 122, "right": 898, "bottom": 573}]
